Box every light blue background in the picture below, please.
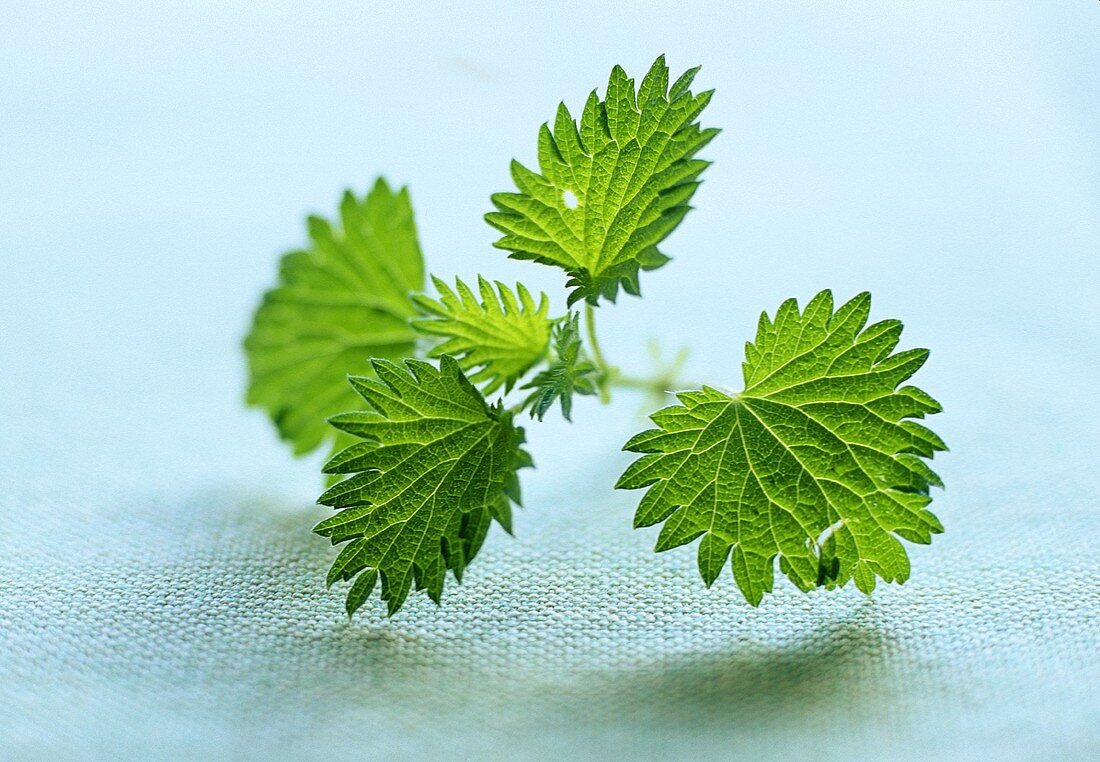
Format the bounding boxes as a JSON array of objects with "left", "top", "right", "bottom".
[{"left": 2, "top": 2, "right": 1098, "bottom": 759}]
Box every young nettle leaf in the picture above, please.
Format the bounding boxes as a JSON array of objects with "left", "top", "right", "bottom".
[
  {"left": 244, "top": 178, "right": 424, "bottom": 455},
  {"left": 245, "top": 57, "right": 950, "bottom": 619},
  {"left": 522, "top": 312, "right": 597, "bottom": 421},
  {"left": 616, "top": 291, "right": 946, "bottom": 605},
  {"left": 487, "top": 55, "right": 718, "bottom": 306},
  {"left": 413, "top": 276, "right": 553, "bottom": 394},
  {"left": 314, "top": 356, "right": 530, "bottom": 616}
]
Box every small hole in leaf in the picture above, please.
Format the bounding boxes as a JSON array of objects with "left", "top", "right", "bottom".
[{"left": 562, "top": 190, "right": 579, "bottom": 209}]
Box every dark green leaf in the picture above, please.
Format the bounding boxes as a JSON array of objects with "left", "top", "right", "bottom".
[
  {"left": 315, "top": 356, "right": 531, "bottom": 616},
  {"left": 521, "top": 312, "right": 597, "bottom": 421}
]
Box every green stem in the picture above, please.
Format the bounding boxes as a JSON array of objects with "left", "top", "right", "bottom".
[
  {"left": 608, "top": 374, "right": 659, "bottom": 390},
  {"left": 584, "top": 303, "right": 609, "bottom": 370},
  {"left": 582, "top": 303, "right": 690, "bottom": 400},
  {"left": 584, "top": 303, "right": 613, "bottom": 403}
]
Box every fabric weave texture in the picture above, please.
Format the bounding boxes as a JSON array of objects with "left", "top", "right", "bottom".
[{"left": 2, "top": 2, "right": 1098, "bottom": 759}]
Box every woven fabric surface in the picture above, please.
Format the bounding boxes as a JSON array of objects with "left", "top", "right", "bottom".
[{"left": 2, "top": 2, "right": 1098, "bottom": 759}]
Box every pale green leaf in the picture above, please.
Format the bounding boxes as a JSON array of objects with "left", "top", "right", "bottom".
[
  {"left": 244, "top": 177, "right": 424, "bottom": 455},
  {"left": 315, "top": 356, "right": 530, "bottom": 616},
  {"left": 486, "top": 55, "right": 718, "bottom": 306},
  {"left": 617, "top": 290, "right": 946, "bottom": 605},
  {"left": 412, "top": 276, "right": 552, "bottom": 394}
]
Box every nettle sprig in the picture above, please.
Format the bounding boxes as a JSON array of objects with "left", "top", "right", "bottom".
[{"left": 245, "top": 56, "right": 946, "bottom": 617}]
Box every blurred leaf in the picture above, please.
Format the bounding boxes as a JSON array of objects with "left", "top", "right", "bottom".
[{"left": 244, "top": 178, "right": 424, "bottom": 455}]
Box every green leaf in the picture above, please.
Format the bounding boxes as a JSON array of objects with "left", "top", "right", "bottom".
[
  {"left": 412, "top": 276, "right": 553, "bottom": 394},
  {"left": 486, "top": 55, "right": 718, "bottom": 306},
  {"left": 244, "top": 177, "right": 424, "bottom": 455},
  {"left": 315, "top": 355, "right": 530, "bottom": 616},
  {"left": 522, "top": 312, "right": 597, "bottom": 421},
  {"left": 616, "top": 290, "right": 946, "bottom": 605}
]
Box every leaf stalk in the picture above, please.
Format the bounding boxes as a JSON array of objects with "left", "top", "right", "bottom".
[{"left": 584, "top": 303, "right": 613, "bottom": 404}]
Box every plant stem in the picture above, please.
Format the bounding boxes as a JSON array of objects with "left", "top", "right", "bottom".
[
  {"left": 583, "top": 302, "right": 690, "bottom": 400},
  {"left": 608, "top": 374, "right": 659, "bottom": 390},
  {"left": 583, "top": 303, "right": 610, "bottom": 369},
  {"left": 584, "top": 303, "right": 613, "bottom": 403}
]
